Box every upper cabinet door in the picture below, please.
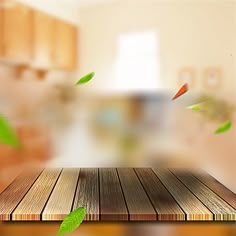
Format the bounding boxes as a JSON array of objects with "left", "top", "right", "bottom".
[
  {"left": 32, "top": 11, "right": 54, "bottom": 69},
  {"left": 53, "top": 19, "right": 78, "bottom": 71},
  {"left": 0, "top": 1, "right": 3, "bottom": 57},
  {"left": 3, "top": 1, "right": 32, "bottom": 63}
]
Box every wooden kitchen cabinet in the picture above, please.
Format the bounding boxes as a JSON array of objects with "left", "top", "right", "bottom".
[
  {"left": 32, "top": 13, "right": 78, "bottom": 70},
  {"left": 32, "top": 11, "right": 54, "bottom": 69},
  {"left": 0, "top": 0, "right": 77, "bottom": 70},
  {"left": 53, "top": 19, "right": 78, "bottom": 70},
  {"left": 0, "top": 0, "right": 4, "bottom": 57},
  {"left": 2, "top": 1, "right": 32, "bottom": 63}
]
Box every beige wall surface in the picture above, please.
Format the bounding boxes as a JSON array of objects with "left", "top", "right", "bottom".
[
  {"left": 76, "top": 0, "right": 236, "bottom": 192},
  {"left": 8, "top": 0, "right": 235, "bottom": 192},
  {"left": 78, "top": 0, "right": 235, "bottom": 94}
]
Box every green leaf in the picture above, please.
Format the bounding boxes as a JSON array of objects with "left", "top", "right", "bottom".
[
  {"left": 57, "top": 207, "right": 86, "bottom": 236},
  {"left": 75, "top": 72, "right": 95, "bottom": 85},
  {"left": 0, "top": 114, "right": 20, "bottom": 147},
  {"left": 187, "top": 105, "right": 200, "bottom": 111},
  {"left": 214, "top": 121, "right": 232, "bottom": 134}
]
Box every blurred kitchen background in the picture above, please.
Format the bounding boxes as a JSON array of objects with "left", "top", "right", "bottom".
[{"left": 0, "top": 0, "right": 236, "bottom": 235}]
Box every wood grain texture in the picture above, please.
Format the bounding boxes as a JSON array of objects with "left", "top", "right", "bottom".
[
  {"left": 32, "top": 10, "right": 55, "bottom": 69},
  {"left": 53, "top": 19, "right": 77, "bottom": 70},
  {"left": 171, "top": 169, "right": 236, "bottom": 221},
  {"left": 1, "top": 168, "right": 236, "bottom": 222},
  {"left": 189, "top": 169, "right": 236, "bottom": 209},
  {"left": 135, "top": 168, "right": 185, "bottom": 221},
  {"left": 117, "top": 168, "right": 156, "bottom": 220},
  {"left": 42, "top": 168, "right": 79, "bottom": 221},
  {"left": 3, "top": 2, "right": 32, "bottom": 62},
  {"left": 152, "top": 168, "right": 213, "bottom": 221},
  {"left": 73, "top": 168, "right": 99, "bottom": 221},
  {"left": 0, "top": 169, "right": 43, "bottom": 220},
  {"left": 99, "top": 168, "right": 128, "bottom": 221},
  {"left": 0, "top": 3, "right": 3, "bottom": 56},
  {"left": 12, "top": 168, "right": 62, "bottom": 221}
]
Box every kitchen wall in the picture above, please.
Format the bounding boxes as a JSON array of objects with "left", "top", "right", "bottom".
[
  {"left": 0, "top": 0, "right": 79, "bottom": 115},
  {"left": 76, "top": 0, "right": 236, "bottom": 192},
  {"left": 1, "top": 0, "right": 235, "bottom": 192},
  {"left": 0, "top": 0, "right": 79, "bottom": 189},
  {"left": 0, "top": 0, "right": 79, "bottom": 98},
  {"left": 78, "top": 0, "right": 235, "bottom": 94}
]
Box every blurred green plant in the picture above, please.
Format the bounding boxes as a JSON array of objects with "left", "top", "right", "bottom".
[
  {"left": 196, "top": 94, "right": 233, "bottom": 122},
  {"left": 187, "top": 94, "right": 234, "bottom": 134},
  {"left": 119, "top": 133, "right": 138, "bottom": 152}
]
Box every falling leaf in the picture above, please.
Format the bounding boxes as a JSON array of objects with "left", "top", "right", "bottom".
[
  {"left": 187, "top": 105, "right": 200, "bottom": 111},
  {"left": 75, "top": 72, "right": 95, "bottom": 85},
  {"left": 0, "top": 114, "right": 20, "bottom": 147},
  {"left": 57, "top": 207, "right": 86, "bottom": 236},
  {"left": 172, "top": 83, "right": 188, "bottom": 100},
  {"left": 214, "top": 121, "right": 232, "bottom": 134},
  {"left": 186, "top": 101, "right": 209, "bottom": 111},
  {"left": 191, "top": 106, "right": 200, "bottom": 111}
]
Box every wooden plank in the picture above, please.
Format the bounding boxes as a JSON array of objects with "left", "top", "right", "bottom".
[
  {"left": 171, "top": 169, "right": 236, "bottom": 221},
  {"left": 73, "top": 168, "right": 99, "bottom": 221},
  {"left": 135, "top": 168, "right": 185, "bottom": 221},
  {"left": 117, "top": 168, "right": 156, "bottom": 221},
  {"left": 99, "top": 168, "right": 128, "bottom": 221},
  {"left": 0, "top": 169, "right": 43, "bottom": 221},
  {"left": 152, "top": 168, "right": 213, "bottom": 221},
  {"left": 188, "top": 169, "right": 236, "bottom": 209},
  {"left": 42, "top": 168, "right": 80, "bottom": 221},
  {"left": 12, "top": 168, "right": 62, "bottom": 221}
]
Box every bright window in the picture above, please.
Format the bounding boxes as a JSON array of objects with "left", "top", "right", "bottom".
[{"left": 114, "top": 31, "right": 160, "bottom": 93}]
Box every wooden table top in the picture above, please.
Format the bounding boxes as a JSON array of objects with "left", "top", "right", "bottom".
[{"left": 0, "top": 168, "right": 235, "bottom": 222}]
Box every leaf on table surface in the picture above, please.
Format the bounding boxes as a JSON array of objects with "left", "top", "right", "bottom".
[
  {"left": 56, "top": 207, "right": 86, "bottom": 236},
  {"left": 214, "top": 121, "right": 232, "bottom": 134},
  {"left": 75, "top": 72, "right": 95, "bottom": 85},
  {"left": 0, "top": 114, "right": 20, "bottom": 147}
]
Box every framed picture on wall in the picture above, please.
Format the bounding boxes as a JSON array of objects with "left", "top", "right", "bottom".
[
  {"left": 203, "top": 67, "right": 222, "bottom": 89},
  {"left": 178, "top": 68, "right": 195, "bottom": 87}
]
